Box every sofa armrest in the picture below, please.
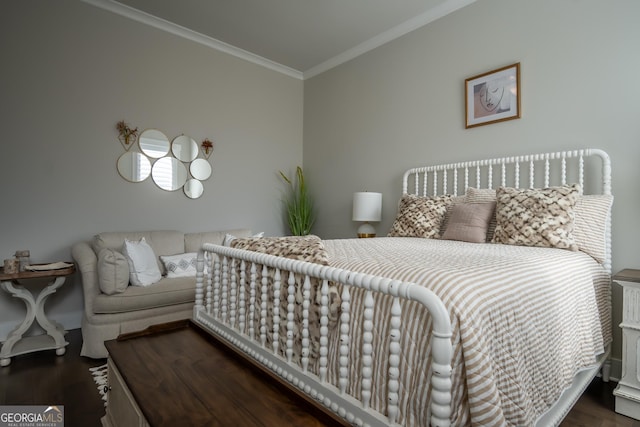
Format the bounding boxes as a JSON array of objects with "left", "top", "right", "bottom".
[{"left": 71, "top": 241, "right": 99, "bottom": 317}]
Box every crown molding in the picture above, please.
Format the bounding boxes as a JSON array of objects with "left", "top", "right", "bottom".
[
  {"left": 82, "top": 0, "right": 474, "bottom": 81},
  {"left": 303, "top": 0, "right": 476, "bottom": 79},
  {"left": 81, "top": 0, "right": 304, "bottom": 80}
]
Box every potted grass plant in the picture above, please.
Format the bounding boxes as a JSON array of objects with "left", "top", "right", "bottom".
[{"left": 279, "top": 166, "right": 315, "bottom": 236}]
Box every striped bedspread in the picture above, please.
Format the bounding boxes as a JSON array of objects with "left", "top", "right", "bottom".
[{"left": 320, "top": 237, "right": 611, "bottom": 427}]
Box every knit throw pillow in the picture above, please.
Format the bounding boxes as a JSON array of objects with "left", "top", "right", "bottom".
[
  {"left": 230, "top": 235, "right": 329, "bottom": 265},
  {"left": 388, "top": 194, "right": 453, "bottom": 238},
  {"left": 492, "top": 184, "right": 580, "bottom": 250}
]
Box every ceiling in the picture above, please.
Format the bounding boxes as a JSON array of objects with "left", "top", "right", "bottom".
[{"left": 89, "top": 0, "right": 475, "bottom": 79}]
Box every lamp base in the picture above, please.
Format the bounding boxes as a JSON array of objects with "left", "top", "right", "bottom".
[
  {"left": 357, "top": 223, "right": 376, "bottom": 238},
  {"left": 357, "top": 233, "right": 376, "bottom": 238}
]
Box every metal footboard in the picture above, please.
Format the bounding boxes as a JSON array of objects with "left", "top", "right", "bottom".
[{"left": 194, "top": 244, "right": 453, "bottom": 427}]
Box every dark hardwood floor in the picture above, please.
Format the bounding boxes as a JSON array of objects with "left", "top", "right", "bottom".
[
  {"left": 561, "top": 378, "right": 640, "bottom": 427},
  {"left": 0, "top": 328, "right": 638, "bottom": 427},
  {"left": 0, "top": 329, "right": 106, "bottom": 427}
]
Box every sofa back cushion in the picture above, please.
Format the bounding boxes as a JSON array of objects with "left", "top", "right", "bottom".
[
  {"left": 184, "top": 229, "right": 252, "bottom": 253},
  {"left": 92, "top": 231, "right": 185, "bottom": 274}
]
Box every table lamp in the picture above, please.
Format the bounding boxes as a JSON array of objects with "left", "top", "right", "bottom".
[{"left": 352, "top": 192, "right": 382, "bottom": 238}]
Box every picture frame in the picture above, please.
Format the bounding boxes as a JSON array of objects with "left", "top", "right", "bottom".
[{"left": 465, "top": 63, "right": 520, "bottom": 128}]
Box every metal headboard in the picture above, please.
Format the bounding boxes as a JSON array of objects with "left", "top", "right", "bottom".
[
  {"left": 402, "top": 148, "right": 611, "bottom": 197},
  {"left": 401, "top": 148, "right": 612, "bottom": 273}
]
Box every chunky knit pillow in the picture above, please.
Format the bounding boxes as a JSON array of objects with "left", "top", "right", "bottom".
[
  {"left": 230, "top": 235, "right": 329, "bottom": 265},
  {"left": 388, "top": 194, "right": 453, "bottom": 238},
  {"left": 230, "top": 235, "right": 338, "bottom": 367},
  {"left": 492, "top": 184, "right": 580, "bottom": 250}
]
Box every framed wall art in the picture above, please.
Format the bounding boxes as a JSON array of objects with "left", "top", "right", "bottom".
[{"left": 465, "top": 63, "right": 520, "bottom": 128}]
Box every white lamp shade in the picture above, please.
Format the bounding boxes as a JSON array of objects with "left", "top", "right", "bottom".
[{"left": 352, "top": 192, "right": 382, "bottom": 222}]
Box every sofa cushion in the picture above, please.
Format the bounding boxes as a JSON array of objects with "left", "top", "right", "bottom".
[
  {"left": 97, "top": 248, "right": 129, "bottom": 295},
  {"left": 93, "top": 231, "right": 185, "bottom": 273},
  {"left": 123, "top": 237, "right": 163, "bottom": 286},
  {"left": 92, "top": 277, "right": 196, "bottom": 314},
  {"left": 184, "top": 229, "right": 252, "bottom": 252},
  {"left": 160, "top": 253, "right": 198, "bottom": 278}
]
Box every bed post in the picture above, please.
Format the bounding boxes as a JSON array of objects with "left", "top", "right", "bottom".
[
  {"left": 403, "top": 283, "right": 453, "bottom": 427},
  {"left": 195, "top": 250, "right": 205, "bottom": 313}
]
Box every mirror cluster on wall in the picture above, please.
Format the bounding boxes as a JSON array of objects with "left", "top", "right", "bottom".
[{"left": 116, "top": 127, "right": 213, "bottom": 199}]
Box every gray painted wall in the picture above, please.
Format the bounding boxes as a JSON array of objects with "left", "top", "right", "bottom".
[
  {"left": 2, "top": 0, "right": 638, "bottom": 369},
  {"left": 0, "top": 1, "right": 302, "bottom": 338},
  {"left": 304, "top": 0, "right": 640, "bottom": 362}
]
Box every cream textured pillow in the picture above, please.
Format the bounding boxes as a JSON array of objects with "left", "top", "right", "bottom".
[
  {"left": 122, "top": 237, "right": 162, "bottom": 286},
  {"left": 573, "top": 194, "right": 613, "bottom": 264},
  {"left": 160, "top": 252, "right": 198, "bottom": 278},
  {"left": 97, "top": 248, "right": 129, "bottom": 295},
  {"left": 492, "top": 184, "right": 580, "bottom": 250},
  {"left": 442, "top": 202, "right": 496, "bottom": 243},
  {"left": 388, "top": 194, "right": 452, "bottom": 238}
]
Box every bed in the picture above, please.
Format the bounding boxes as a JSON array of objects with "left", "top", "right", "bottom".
[{"left": 193, "top": 149, "right": 613, "bottom": 427}]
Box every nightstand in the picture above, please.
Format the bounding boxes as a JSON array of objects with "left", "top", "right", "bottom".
[{"left": 613, "top": 269, "right": 640, "bottom": 419}]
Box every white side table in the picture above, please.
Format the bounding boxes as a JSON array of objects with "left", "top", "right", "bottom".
[
  {"left": 613, "top": 269, "right": 640, "bottom": 420},
  {"left": 0, "top": 263, "right": 75, "bottom": 366}
]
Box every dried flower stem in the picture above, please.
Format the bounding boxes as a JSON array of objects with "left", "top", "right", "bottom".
[{"left": 116, "top": 120, "right": 139, "bottom": 146}]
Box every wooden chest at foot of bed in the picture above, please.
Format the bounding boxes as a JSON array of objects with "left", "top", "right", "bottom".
[
  {"left": 102, "top": 358, "right": 149, "bottom": 427},
  {"left": 101, "top": 320, "right": 347, "bottom": 427}
]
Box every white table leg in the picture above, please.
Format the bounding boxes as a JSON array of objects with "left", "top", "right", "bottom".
[
  {"left": 0, "top": 276, "right": 68, "bottom": 366},
  {"left": 0, "top": 280, "right": 37, "bottom": 366},
  {"left": 34, "top": 277, "right": 67, "bottom": 354}
]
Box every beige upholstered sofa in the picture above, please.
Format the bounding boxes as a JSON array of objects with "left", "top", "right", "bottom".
[{"left": 71, "top": 228, "right": 251, "bottom": 358}]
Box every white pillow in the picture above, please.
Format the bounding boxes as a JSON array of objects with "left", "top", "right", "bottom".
[
  {"left": 160, "top": 253, "right": 198, "bottom": 278},
  {"left": 122, "top": 237, "right": 162, "bottom": 286},
  {"left": 223, "top": 231, "right": 264, "bottom": 246}
]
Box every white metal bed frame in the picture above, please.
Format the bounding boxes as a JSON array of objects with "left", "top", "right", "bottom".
[{"left": 194, "top": 149, "right": 612, "bottom": 427}]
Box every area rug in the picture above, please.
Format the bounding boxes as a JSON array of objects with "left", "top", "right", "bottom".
[{"left": 89, "top": 363, "right": 108, "bottom": 407}]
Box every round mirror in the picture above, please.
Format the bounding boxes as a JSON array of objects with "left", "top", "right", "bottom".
[
  {"left": 190, "top": 158, "right": 212, "bottom": 180},
  {"left": 117, "top": 152, "right": 151, "bottom": 182},
  {"left": 184, "top": 179, "right": 204, "bottom": 199},
  {"left": 152, "top": 157, "right": 188, "bottom": 191},
  {"left": 139, "top": 129, "right": 170, "bottom": 158},
  {"left": 172, "top": 135, "right": 198, "bottom": 162}
]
